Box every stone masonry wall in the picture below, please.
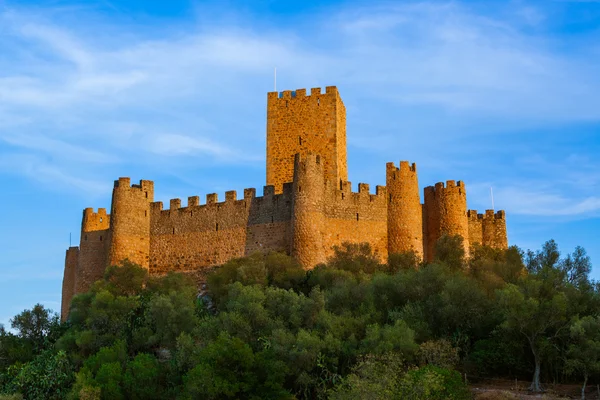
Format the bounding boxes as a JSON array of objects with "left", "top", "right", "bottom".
[
  {"left": 109, "top": 178, "right": 154, "bottom": 269},
  {"left": 322, "top": 180, "right": 388, "bottom": 263},
  {"left": 467, "top": 210, "right": 483, "bottom": 247},
  {"left": 423, "top": 180, "right": 469, "bottom": 262},
  {"left": 149, "top": 186, "right": 293, "bottom": 274},
  {"left": 386, "top": 161, "right": 423, "bottom": 259},
  {"left": 468, "top": 209, "right": 508, "bottom": 250},
  {"left": 61, "top": 247, "right": 79, "bottom": 322},
  {"left": 75, "top": 208, "right": 110, "bottom": 294},
  {"left": 267, "top": 87, "right": 348, "bottom": 193}
]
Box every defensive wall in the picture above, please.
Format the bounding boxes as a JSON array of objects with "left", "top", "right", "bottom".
[{"left": 61, "top": 85, "right": 509, "bottom": 321}]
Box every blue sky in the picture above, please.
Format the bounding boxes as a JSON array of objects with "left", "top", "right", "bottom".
[{"left": 1, "top": 0, "right": 599, "bottom": 327}]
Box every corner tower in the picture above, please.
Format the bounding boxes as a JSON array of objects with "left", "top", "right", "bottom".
[
  {"left": 267, "top": 86, "right": 348, "bottom": 193},
  {"left": 108, "top": 178, "right": 154, "bottom": 269}
]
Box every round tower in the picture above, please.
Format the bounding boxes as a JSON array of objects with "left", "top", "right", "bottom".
[
  {"left": 108, "top": 178, "right": 154, "bottom": 269},
  {"left": 75, "top": 207, "right": 110, "bottom": 294},
  {"left": 423, "top": 180, "right": 469, "bottom": 261},
  {"left": 291, "top": 153, "right": 326, "bottom": 269},
  {"left": 386, "top": 161, "right": 423, "bottom": 259}
]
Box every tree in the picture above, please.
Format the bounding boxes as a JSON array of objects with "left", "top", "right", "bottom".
[
  {"left": 123, "top": 353, "right": 162, "bottom": 400},
  {"left": 496, "top": 278, "right": 568, "bottom": 392},
  {"left": 10, "top": 304, "right": 60, "bottom": 354},
  {"left": 9, "top": 350, "right": 74, "bottom": 400},
  {"left": 434, "top": 235, "right": 466, "bottom": 272},
  {"left": 566, "top": 316, "right": 600, "bottom": 400},
  {"left": 327, "top": 242, "right": 382, "bottom": 275}
]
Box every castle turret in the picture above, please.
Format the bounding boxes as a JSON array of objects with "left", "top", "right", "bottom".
[
  {"left": 423, "top": 180, "right": 469, "bottom": 261},
  {"left": 75, "top": 207, "right": 110, "bottom": 294},
  {"left": 108, "top": 178, "right": 154, "bottom": 268},
  {"left": 267, "top": 86, "right": 347, "bottom": 193},
  {"left": 482, "top": 210, "right": 508, "bottom": 249},
  {"left": 467, "top": 209, "right": 508, "bottom": 250},
  {"left": 61, "top": 247, "right": 79, "bottom": 322},
  {"left": 291, "top": 153, "right": 326, "bottom": 268},
  {"left": 386, "top": 161, "right": 423, "bottom": 259}
]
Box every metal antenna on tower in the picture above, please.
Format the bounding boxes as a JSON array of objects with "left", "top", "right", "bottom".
[{"left": 490, "top": 187, "right": 495, "bottom": 210}]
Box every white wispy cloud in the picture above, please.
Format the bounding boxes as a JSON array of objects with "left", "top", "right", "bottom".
[{"left": 0, "top": 0, "right": 598, "bottom": 213}]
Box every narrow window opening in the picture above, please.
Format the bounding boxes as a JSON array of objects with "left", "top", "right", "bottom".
[
  {"left": 299, "top": 136, "right": 302, "bottom": 146},
  {"left": 298, "top": 186, "right": 302, "bottom": 192},
  {"left": 286, "top": 101, "right": 288, "bottom": 108},
  {"left": 216, "top": 223, "right": 219, "bottom": 231},
  {"left": 271, "top": 216, "right": 274, "bottom": 223},
  {"left": 99, "top": 217, "right": 103, "bottom": 223},
  {"left": 341, "top": 193, "right": 345, "bottom": 200},
  {"left": 356, "top": 213, "right": 359, "bottom": 221},
  {"left": 389, "top": 194, "right": 392, "bottom": 202},
  {"left": 144, "top": 210, "right": 147, "bottom": 217},
  {"left": 100, "top": 236, "right": 102, "bottom": 242},
  {"left": 172, "top": 227, "right": 175, "bottom": 234},
  {"left": 145, "top": 192, "right": 148, "bottom": 198},
  {"left": 459, "top": 189, "right": 462, "bottom": 195},
  {"left": 317, "top": 98, "right": 320, "bottom": 106}
]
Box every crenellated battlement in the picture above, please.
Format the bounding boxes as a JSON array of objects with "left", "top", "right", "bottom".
[
  {"left": 151, "top": 183, "right": 296, "bottom": 215},
  {"left": 386, "top": 161, "right": 417, "bottom": 177},
  {"left": 114, "top": 177, "right": 154, "bottom": 192},
  {"left": 294, "top": 152, "right": 325, "bottom": 173},
  {"left": 425, "top": 180, "right": 465, "bottom": 196},
  {"left": 468, "top": 209, "right": 507, "bottom": 220},
  {"left": 82, "top": 207, "right": 110, "bottom": 232},
  {"left": 268, "top": 86, "right": 339, "bottom": 101}
]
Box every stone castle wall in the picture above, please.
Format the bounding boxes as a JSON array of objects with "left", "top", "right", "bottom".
[
  {"left": 61, "top": 85, "right": 509, "bottom": 321},
  {"left": 149, "top": 186, "right": 293, "bottom": 274}
]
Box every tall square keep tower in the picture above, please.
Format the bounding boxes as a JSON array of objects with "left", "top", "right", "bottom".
[{"left": 266, "top": 86, "right": 348, "bottom": 193}]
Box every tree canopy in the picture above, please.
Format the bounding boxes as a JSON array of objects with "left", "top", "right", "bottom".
[{"left": 1, "top": 238, "right": 598, "bottom": 399}]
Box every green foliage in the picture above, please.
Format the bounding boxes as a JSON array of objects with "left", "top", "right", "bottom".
[
  {"left": 6, "top": 350, "right": 73, "bottom": 400},
  {"left": 388, "top": 251, "right": 421, "bottom": 273},
  {"left": 328, "top": 353, "right": 405, "bottom": 400},
  {"left": 326, "top": 242, "right": 382, "bottom": 274},
  {"left": 1, "top": 241, "right": 597, "bottom": 399},
  {"left": 9, "top": 304, "right": 60, "bottom": 355},
  {"left": 397, "top": 365, "right": 471, "bottom": 400},
  {"left": 184, "top": 332, "right": 291, "bottom": 399},
  {"left": 207, "top": 252, "right": 305, "bottom": 302},
  {"left": 123, "top": 353, "right": 161, "bottom": 400},
  {"left": 565, "top": 315, "right": 600, "bottom": 397},
  {"left": 361, "top": 320, "right": 418, "bottom": 356},
  {"left": 434, "top": 235, "right": 466, "bottom": 271},
  {"left": 418, "top": 339, "right": 459, "bottom": 369}
]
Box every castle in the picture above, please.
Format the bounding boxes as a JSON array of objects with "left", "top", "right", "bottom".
[{"left": 61, "top": 86, "right": 508, "bottom": 320}]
